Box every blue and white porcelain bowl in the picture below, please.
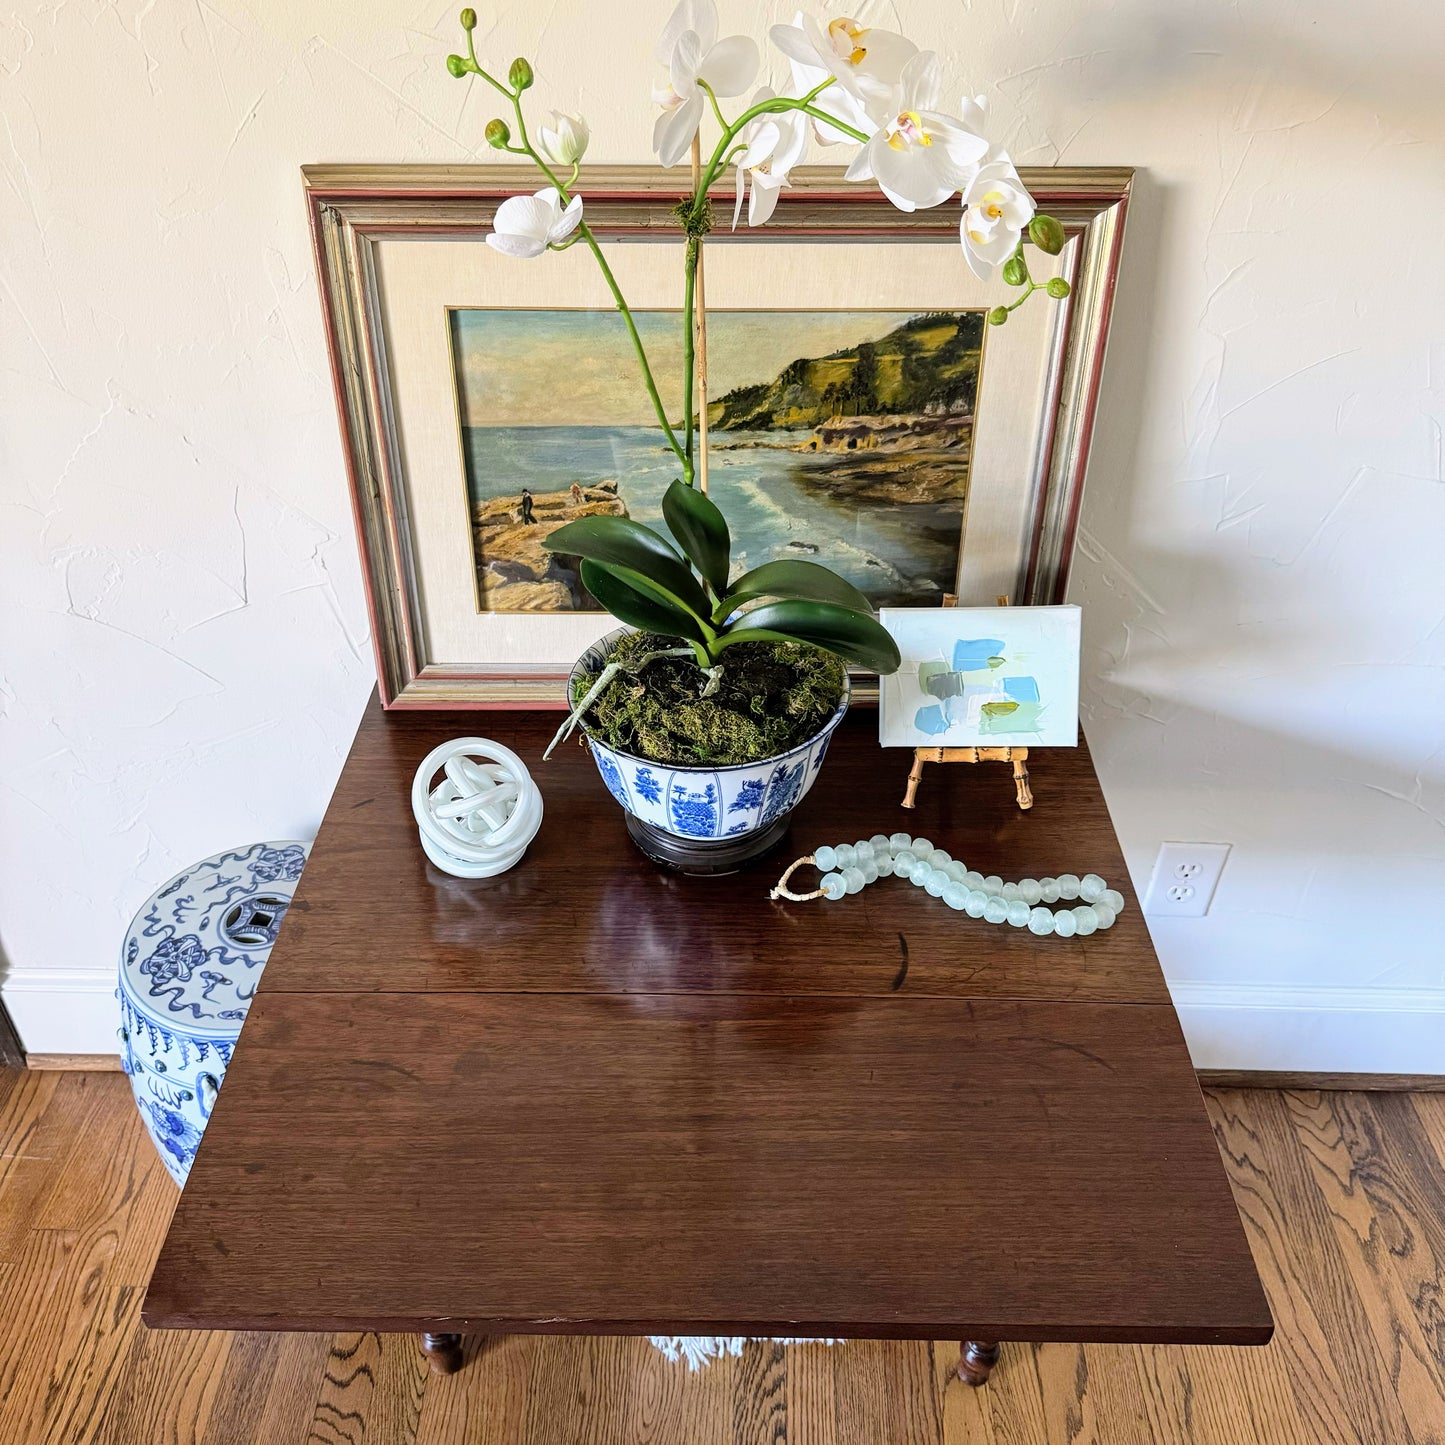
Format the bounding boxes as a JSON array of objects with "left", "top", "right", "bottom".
[
  {"left": 570, "top": 629, "right": 849, "bottom": 870},
  {"left": 118, "top": 841, "right": 309, "bottom": 1184}
]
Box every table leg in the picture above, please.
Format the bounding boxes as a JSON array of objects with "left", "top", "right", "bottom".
[
  {"left": 957, "top": 1340, "right": 1001, "bottom": 1387},
  {"left": 420, "top": 1332, "right": 465, "bottom": 1375}
]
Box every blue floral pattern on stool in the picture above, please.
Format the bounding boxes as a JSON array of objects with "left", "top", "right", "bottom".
[
  {"left": 119, "top": 840, "right": 309, "bottom": 1185},
  {"left": 573, "top": 630, "right": 850, "bottom": 844}
]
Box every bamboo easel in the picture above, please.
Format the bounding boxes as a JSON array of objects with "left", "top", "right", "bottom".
[{"left": 901, "top": 595, "right": 1034, "bottom": 811}]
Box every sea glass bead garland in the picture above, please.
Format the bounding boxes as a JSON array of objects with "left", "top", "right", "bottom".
[{"left": 775, "top": 833, "right": 1125, "bottom": 936}]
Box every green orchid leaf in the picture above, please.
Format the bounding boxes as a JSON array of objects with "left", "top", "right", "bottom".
[
  {"left": 661, "top": 479, "right": 731, "bottom": 598},
  {"left": 717, "top": 559, "right": 873, "bottom": 621},
  {"left": 716, "top": 599, "right": 902, "bottom": 675},
  {"left": 579, "top": 561, "right": 707, "bottom": 643},
  {"left": 542, "top": 515, "right": 711, "bottom": 621}
]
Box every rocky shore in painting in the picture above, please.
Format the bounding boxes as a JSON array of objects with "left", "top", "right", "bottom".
[
  {"left": 718, "top": 411, "right": 974, "bottom": 505},
  {"left": 474, "top": 480, "right": 626, "bottom": 611}
]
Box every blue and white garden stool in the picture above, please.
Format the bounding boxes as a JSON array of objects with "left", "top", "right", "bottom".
[{"left": 118, "top": 841, "right": 309, "bottom": 1185}]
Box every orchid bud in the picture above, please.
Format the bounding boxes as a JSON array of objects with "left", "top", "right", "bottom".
[
  {"left": 987, "top": 306, "right": 1009, "bottom": 326},
  {"left": 459, "top": 7, "right": 477, "bottom": 28},
  {"left": 509, "top": 56, "right": 534, "bottom": 91},
  {"left": 540, "top": 111, "right": 590, "bottom": 166},
  {"left": 1046, "top": 277, "right": 1072, "bottom": 299},
  {"left": 1001, "top": 252, "right": 1028, "bottom": 288},
  {"left": 1028, "top": 214, "right": 1066, "bottom": 255},
  {"left": 446, "top": 53, "right": 467, "bottom": 78},
  {"left": 485, "top": 118, "right": 511, "bottom": 148}
]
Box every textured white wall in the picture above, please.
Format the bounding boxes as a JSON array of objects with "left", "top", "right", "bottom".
[{"left": 3, "top": 0, "right": 1442, "bottom": 1065}]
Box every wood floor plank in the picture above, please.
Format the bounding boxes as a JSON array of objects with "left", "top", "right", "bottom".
[
  {"left": 0, "top": 1069, "right": 64, "bottom": 1262},
  {"left": 827, "top": 1339, "right": 941, "bottom": 1445},
  {"left": 91, "top": 1318, "right": 232, "bottom": 1445},
  {"left": 305, "top": 1331, "right": 427, "bottom": 1445},
  {"left": 1207, "top": 1088, "right": 1415, "bottom": 1444},
  {"left": 33, "top": 1073, "right": 174, "bottom": 1286}
]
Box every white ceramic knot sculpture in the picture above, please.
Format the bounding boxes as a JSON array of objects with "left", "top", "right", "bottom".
[{"left": 411, "top": 738, "right": 543, "bottom": 878}]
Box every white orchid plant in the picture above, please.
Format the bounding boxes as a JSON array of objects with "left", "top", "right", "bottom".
[{"left": 444, "top": 3, "right": 1069, "bottom": 689}]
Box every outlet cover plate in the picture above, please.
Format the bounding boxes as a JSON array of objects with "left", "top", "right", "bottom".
[{"left": 1143, "top": 842, "right": 1231, "bottom": 918}]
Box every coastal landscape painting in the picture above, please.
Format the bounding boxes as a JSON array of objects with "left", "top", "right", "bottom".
[{"left": 447, "top": 308, "right": 986, "bottom": 614}]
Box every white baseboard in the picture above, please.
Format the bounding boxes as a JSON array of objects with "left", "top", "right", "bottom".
[
  {"left": 1171, "top": 981, "right": 1445, "bottom": 1075},
  {"left": 4, "top": 969, "right": 1442, "bottom": 1077},
  {"left": 2, "top": 968, "right": 120, "bottom": 1057}
]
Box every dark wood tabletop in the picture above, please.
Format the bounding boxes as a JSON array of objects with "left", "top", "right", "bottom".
[{"left": 144, "top": 695, "right": 1271, "bottom": 1360}]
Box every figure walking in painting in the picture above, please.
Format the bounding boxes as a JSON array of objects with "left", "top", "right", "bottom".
[
  {"left": 570, "top": 482, "right": 583, "bottom": 511},
  {"left": 520, "top": 488, "right": 536, "bottom": 525}
]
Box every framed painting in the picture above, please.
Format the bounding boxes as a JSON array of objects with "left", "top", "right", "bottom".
[{"left": 306, "top": 164, "right": 1131, "bottom": 707}]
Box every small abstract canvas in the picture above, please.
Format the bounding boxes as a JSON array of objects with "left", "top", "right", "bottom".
[{"left": 878, "top": 606, "right": 1082, "bottom": 748}]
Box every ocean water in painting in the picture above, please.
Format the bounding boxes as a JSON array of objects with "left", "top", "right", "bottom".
[{"left": 449, "top": 309, "right": 984, "bottom": 614}]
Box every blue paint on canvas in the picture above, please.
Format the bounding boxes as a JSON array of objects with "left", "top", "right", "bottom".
[{"left": 952, "top": 638, "right": 1006, "bottom": 671}]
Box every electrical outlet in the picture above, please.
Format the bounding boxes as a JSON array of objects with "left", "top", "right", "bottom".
[{"left": 1143, "top": 842, "right": 1231, "bottom": 918}]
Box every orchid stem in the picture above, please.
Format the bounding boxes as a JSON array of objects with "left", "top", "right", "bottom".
[{"left": 484, "top": 73, "right": 690, "bottom": 479}]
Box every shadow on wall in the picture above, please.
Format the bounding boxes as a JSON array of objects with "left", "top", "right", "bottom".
[{"left": 1020, "top": 0, "right": 1445, "bottom": 131}]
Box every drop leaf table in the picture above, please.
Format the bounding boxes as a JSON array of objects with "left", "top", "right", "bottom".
[{"left": 144, "top": 695, "right": 1272, "bottom": 1388}]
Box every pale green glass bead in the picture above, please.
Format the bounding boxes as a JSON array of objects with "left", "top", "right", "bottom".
[
  {"left": 943, "top": 882, "right": 968, "bottom": 910},
  {"left": 1040, "top": 878, "right": 1061, "bottom": 904},
  {"left": 1001, "top": 881, "right": 1021, "bottom": 902},
  {"left": 835, "top": 844, "right": 856, "bottom": 868},
  {"left": 861, "top": 860, "right": 879, "bottom": 885},
  {"left": 983, "top": 875, "right": 1003, "bottom": 895},
  {"left": 1092, "top": 902, "right": 1117, "bottom": 929},
  {"left": 843, "top": 866, "right": 866, "bottom": 894},
  {"left": 944, "top": 860, "right": 968, "bottom": 884},
  {"left": 820, "top": 872, "right": 847, "bottom": 900},
  {"left": 1018, "top": 878, "right": 1042, "bottom": 906},
  {"left": 894, "top": 850, "right": 918, "bottom": 878},
  {"left": 870, "top": 834, "right": 890, "bottom": 852},
  {"left": 875, "top": 855, "right": 895, "bottom": 879},
  {"left": 814, "top": 845, "right": 837, "bottom": 872},
  {"left": 912, "top": 846, "right": 935, "bottom": 866},
  {"left": 1057, "top": 873, "right": 1081, "bottom": 900},
  {"left": 1027, "top": 906, "right": 1055, "bottom": 935},
  {"left": 983, "top": 896, "right": 1009, "bottom": 924},
  {"left": 1079, "top": 873, "right": 1106, "bottom": 903},
  {"left": 910, "top": 864, "right": 931, "bottom": 887},
  {"left": 1100, "top": 889, "right": 1125, "bottom": 914},
  {"left": 931, "top": 849, "right": 952, "bottom": 868},
  {"left": 964, "top": 890, "right": 989, "bottom": 917},
  {"left": 1007, "top": 899, "right": 1030, "bottom": 927},
  {"left": 854, "top": 839, "right": 875, "bottom": 862},
  {"left": 925, "top": 870, "right": 948, "bottom": 897},
  {"left": 963, "top": 870, "right": 985, "bottom": 891},
  {"left": 1072, "top": 905, "right": 1098, "bottom": 936},
  {"left": 912, "top": 837, "right": 934, "bottom": 857},
  {"left": 889, "top": 831, "right": 912, "bottom": 853},
  {"left": 1053, "top": 908, "right": 1078, "bottom": 938}
]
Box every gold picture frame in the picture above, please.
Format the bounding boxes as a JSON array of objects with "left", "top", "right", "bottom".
[{"left": 306, "top": 164, "right": 1132, "bottom": 708}]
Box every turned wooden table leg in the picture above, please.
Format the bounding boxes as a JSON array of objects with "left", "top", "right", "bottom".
[
  {"left": 957, "top": 1340, "right": 1001, "bottom": 1387},
  {"left": 420, "top": 1332, "right": 464, "bottom": 1375}
]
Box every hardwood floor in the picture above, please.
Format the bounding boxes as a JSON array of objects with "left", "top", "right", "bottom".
[{"left": 2, "top": 1070, "right": 1442, "bottom": 1444}]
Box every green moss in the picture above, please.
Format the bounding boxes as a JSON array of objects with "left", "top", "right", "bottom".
[{"left": 575, "top": 631, "right": 846, "bottom": 767}]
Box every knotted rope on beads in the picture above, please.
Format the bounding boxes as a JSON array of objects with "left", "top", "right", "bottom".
[
  {"left": 770, "top": 831, "right": 1127, "bottom": 938},
  {"left": 411, "top": 738, "right": 543, "bottom": 879}
]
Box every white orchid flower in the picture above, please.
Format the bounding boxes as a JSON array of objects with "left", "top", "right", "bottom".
[
  {"left": 842, "top": 52, "right": 989, "bottom": 212},
  {"left": 652, "top": 0, "right": 760, "bottom": 168},
  {"left": 729, "top": 88, "right": 809, "bottom": 228},
  {"left": 539, "top": 111, "right": 590, "bottom": 167},
  {"left": 486, "top": 187, "right": 584, "bottom": 259},
  {"left": 773, "top": 16, "right": 876, "bottom": 146},
  {"left": 769, "top": 11, "right": 916, "bottom": 116},
  {"left": 959, "top": 155, "right": 1036, "bottom": 278}
]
